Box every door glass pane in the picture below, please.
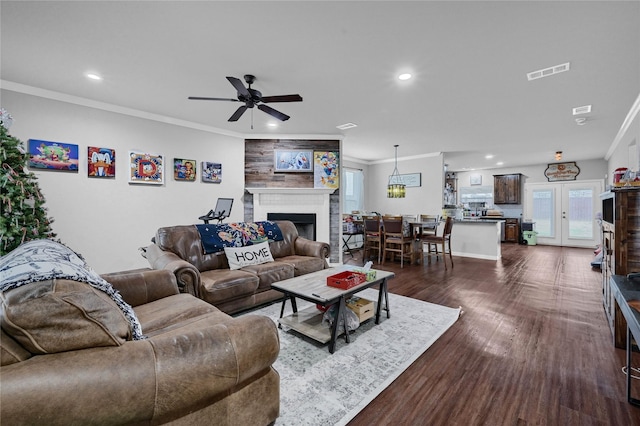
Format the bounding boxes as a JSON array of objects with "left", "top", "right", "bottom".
[
  {"left": 532, "top": 189, "right": 554, "bottom": 237},
  {"left": 567, "top": 188, "right": 593, "bottom": 239}
]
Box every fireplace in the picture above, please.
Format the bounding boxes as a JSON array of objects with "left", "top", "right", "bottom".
[
  {"left": 267, "top": 213, "right": 316, "bottom": 240},
  {"left": 245, "top": 187, "right": 338, "bottom": 263}
]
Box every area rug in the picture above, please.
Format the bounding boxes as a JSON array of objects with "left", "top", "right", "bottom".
[{"left": 241, "top": 288, "right": 461, "bottom": 426}]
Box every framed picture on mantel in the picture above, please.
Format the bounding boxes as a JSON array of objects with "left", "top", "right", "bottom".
[{"left": 274, "top": 150, "right": 313, "bottom": 172}]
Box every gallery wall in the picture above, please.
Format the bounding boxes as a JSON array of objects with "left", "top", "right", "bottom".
[{"left": 2, "top": 90, "right": 246, "bottom": 273}]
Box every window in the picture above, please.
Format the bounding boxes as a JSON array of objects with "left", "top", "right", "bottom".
[{"left": 343, "top": 168, "right": 364, "bottom": 213}]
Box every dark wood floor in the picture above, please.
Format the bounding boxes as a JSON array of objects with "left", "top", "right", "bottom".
[{"left": 343, "top": 244, "right": 640, "bottom": 425}]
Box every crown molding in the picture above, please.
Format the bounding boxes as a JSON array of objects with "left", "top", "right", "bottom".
[{"left": 606, "top": 92, "right": 640, "bottom": 160}]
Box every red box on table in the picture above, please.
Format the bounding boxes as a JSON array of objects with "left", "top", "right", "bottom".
[{"left": 326, "top": 271, "right": 367, "bottom": 290}]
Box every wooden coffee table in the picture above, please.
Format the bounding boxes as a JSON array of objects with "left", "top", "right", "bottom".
[{"left": 271, "top": 267, "right": 394, "bottom": 353}]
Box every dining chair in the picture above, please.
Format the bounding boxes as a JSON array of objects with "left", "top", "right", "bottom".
[
  {"left": 422, "top": 216, "right": 454, "bottom": 269},
  {"left": 362, "top": 215, "right": 383, "bottom": 264},
  {"left": 381, "top": 216, "right": 413, "bottom": 268},
  {"left": 418, "top": 214, "right": 440, "bottom": 237}
]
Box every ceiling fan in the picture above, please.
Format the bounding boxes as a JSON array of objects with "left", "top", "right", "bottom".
[{"left": 188, "top": 74, "right": 303, "bottom": 124}]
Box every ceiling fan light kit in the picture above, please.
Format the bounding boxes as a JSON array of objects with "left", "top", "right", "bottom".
[{"left": 188, "top": 74, "right": 303, "bottom": 126}]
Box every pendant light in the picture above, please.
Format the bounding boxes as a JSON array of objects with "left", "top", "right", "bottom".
[{"left": 387, "top": 144, "right": 406, "bottom": 198}]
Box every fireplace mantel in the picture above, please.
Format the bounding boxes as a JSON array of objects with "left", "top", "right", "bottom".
[
  {"left": 246, "top": 187, "right": 336, "bottom": 247},
  {"left": 246, "top": 188, "right": 336, "bottom": 195}
]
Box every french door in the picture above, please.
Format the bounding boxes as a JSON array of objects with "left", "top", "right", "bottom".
[{"left": 523, "top": 180, "right": 603, "bottom": 248}]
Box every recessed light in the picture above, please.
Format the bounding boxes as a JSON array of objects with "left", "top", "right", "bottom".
[
  {"left": 485, "top": 154, "right": 494, "bottom": 159},
  {"left": 496, "top": 162, "right": 504, "bottom": 166},
  {"left": 85, "top": 72, "right": 103, "bottom": 81},
  {"left": 267, "top": 122, "right": 278, "bottom": 128},
  {"left": 398, "top": 73, "right": 412, "bottom": 81},
  {"left": 336, "top": 122, "right": 358, "bottom": 130}
]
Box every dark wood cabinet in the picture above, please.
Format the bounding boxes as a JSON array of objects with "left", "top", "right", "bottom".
[
  {"left": 493, "top": 174, "right": 522, "bottom": 204},
  {"left": 601, "top": 189, "right": 640, "bottom": 348},
  {"left": 504, "top": 218, "right": 520, "bottom": 243}
]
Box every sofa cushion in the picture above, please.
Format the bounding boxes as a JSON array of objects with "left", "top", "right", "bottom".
[
  {"left": 241, "top": 261, "right": 295, "bottom": 290},
  {"left": 0, "top": 279, "right": 131, "bottom": 354},
  {"left": 134, "top": 293, "right": 231, "bottom": 337},
  {"left": 275, "top": 255, "right": 328, "bottom": 276},
  {"left": 224, "top": 241, "right": 275, "bottom": 270},
  {"left": 199, "top": 269, "right": 260, "bottom": 305},
  {"left": 0, "top": 328, "right": 31, "bottom": 365}
]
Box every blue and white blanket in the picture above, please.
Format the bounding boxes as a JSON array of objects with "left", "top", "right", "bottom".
[
  {"left": 196, "top": 221, "right": 283, "bottom": 254},
  {"left": 0, "top": 239, "right": 145, "bottom": 340}
]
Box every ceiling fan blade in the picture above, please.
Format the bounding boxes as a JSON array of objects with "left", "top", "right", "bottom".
[
  {"left": 228, "top": 105, "right": 248, "bottom": 122},
  {"left": 261, "top": 94, "right": 303, "bottom": 103},
  {"left": 226, "top": 76, "right": 251, "bottom": 98},
  {"left": 258, "top": 104, "right": 290, "bottom": 121},
  {"left": 188, "top": 96, "right": 239, "bottom": 102}
]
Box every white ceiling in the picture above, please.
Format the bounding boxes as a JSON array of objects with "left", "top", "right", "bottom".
[{"left": 1, "top": 1, "right": 639, "bottom": 171}]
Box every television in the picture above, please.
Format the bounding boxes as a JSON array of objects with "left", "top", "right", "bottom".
[{"left": 601, "top": 191, "right": 614, "bottom": 224}]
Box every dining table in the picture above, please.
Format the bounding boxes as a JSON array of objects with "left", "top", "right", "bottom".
[{"left": 408, "top": 220, "right": 441, "bottom": 264}]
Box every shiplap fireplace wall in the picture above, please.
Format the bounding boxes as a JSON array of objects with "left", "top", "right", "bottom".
[{"left": 243, "top": 138, "right": 341, "bottom": 263}]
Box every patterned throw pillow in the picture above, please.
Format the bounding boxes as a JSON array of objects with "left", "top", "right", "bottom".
[{"left": 224, "top": 241, "right": 274, "bottom": 270}]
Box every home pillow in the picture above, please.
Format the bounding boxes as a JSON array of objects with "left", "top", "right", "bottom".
[
  {"left": 1, "top": 279, "right": 132, "bottom": 354},
  {"left": 224, "top": 241, "right": 274, "bottom": 270}
]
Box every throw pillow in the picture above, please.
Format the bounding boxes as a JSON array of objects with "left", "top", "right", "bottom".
[
  {"left": 0, "top": 239, "right": 144, "bottom": 341},
  {"left": 224, "top": 241, "right": 274, "bottom": 270},
  {"left": 1, "top": 279, "right": 132, "bottom": 354}
]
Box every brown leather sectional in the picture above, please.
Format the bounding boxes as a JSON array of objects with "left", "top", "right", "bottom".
[
  {"left": 0, "top": 268, "right": 280, "bottom": 425},
  {"left": 144, "top": 220, "right": 330, "bottom": 314}
]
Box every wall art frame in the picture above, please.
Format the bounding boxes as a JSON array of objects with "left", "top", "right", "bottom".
[
  {"left": 274, "top": 150, "right": 313, "bottom": 172},
  {"left": 87, "top": 146, "right": 115, "bottom": 178},
  {"left": 544, "top": 161, "right": 580, "bottom": 182},
  {"left": 201, "top": 161, "right": 222, "bottom": 183},
  {"left": 28, "top": 139, "right": 79, "bottom": 172},
  {"left": 173, "top": 158, "right": 196, "bottom": 181},
  {"left": 388, "top": 172, "right": 422, "bottom": 187},
  {"left": 313, "top": 151, "right": 340, "bottom": 189},
  {"left": 128, "top": 151, "right": 164, "bottom": 185}
]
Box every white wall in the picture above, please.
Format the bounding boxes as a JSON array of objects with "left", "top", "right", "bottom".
[
  {"left": 607, "top": 93, "right": 640, "bottom": 186},
  {"left": 2, "top": 90, "right": 245, "bottom": 273},
  {"left": 365, "top": 153, "right": 444, "bottom": 217},
  {"left": 455, "top": 159, "right": 607, "bottom": 198}
]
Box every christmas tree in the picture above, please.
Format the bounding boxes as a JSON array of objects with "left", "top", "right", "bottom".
[{"left": 0, "top": 108, "right": 56, "bottom": 255}]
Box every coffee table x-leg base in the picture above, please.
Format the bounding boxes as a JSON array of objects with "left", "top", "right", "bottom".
[{"left": 278, "top": 278, "right": 391, "bottom": 354}]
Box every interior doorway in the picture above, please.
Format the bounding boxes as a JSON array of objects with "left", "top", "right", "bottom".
[{"left": 523, "top": 180, "right": 603, "bottom": 248}]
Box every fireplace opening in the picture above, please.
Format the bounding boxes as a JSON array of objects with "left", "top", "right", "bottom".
[{"left": 267, "top": 213, "right": 316, "bottom": 241}]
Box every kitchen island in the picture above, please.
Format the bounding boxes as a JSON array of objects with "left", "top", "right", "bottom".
[{"left": 447, "top": 218, "right": 504, "bottom": 261}]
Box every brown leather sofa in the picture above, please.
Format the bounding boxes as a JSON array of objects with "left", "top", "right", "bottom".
[
  {"left": 0, "top": 268, "right": 280, "bottom": 426},
  {"left": 144, "top": 220, "right": 330, "bottom": 314}
]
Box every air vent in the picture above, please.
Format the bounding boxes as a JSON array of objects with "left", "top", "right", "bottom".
[
  {"left": 336, "top": 122, "right": 358, "bottom": 130},
  {"left": 572, "top": 105, "right": 592, "bottom": 115},
  {"left": 527, "top": 62, "right": 571, "bottom": 81}
]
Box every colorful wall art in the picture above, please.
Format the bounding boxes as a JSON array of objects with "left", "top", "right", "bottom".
[
  {"left": 174, "top": 158, "right": 196, "bottom": 181},
  {"left": 202, "top": 162, "right": 222, "bottom": 183},
  {"left": 274, "top": 150, "right": 313, "bottom": 172},
  {"left": 313, "top": 151, "right": 339, "bottom": 189},
  {"left": 87, "top": 146, "right": 115, "bottom": 177},
  {"left": 28, "top": 139, "right": 79, "bottom": 172},
  {"left": 128, "top": 151, "right": 164, "bottom": 184}
]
